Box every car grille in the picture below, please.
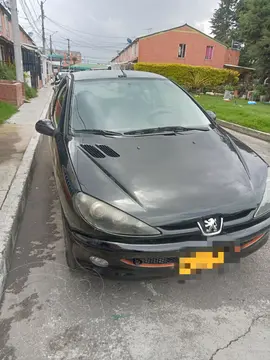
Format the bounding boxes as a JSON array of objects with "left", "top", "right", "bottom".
[
  {"left": 160, "top": 209, "right": 255, "bottom": 234},
  {"left": 132, "top": 257, "right": 177, "bottom": 265},
  {"left": 223, "top": 209, "right": 252, "bottom": 222},
  {"left": 121, "top": 257, "right": 178, "bottom": 267}
]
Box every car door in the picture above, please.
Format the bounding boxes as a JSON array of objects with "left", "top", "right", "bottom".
[
  {"left": 50, "top": 80, "right": 68, "bottom": 172},
  {"left": 50, "top": 78, "right": 79, "bottom": 219}
]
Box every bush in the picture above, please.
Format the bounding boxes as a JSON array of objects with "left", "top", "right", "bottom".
[
  {"left": 24, "top": 83, "right": 37, "bottom": 99},
  {"left": 255, "top": 84, "right": 267, "bottom": 96},
  {"left": 134, "top": 63, "right": 239, "bottom": 91},
  {"left": 225, "top": 84, "right": 234, "bottom": 91},
  {"left": 0, "top": 62, "right": 16, "bottom": 80}
]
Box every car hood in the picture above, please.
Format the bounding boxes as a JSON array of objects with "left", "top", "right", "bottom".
[{"left": 68, "top": 127, "right": 268, "bottom": 226}]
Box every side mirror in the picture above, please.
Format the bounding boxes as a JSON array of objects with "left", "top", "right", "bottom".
[
  {"left": 35, "top": 119, "right": 55, "bottom": 137},
  {"left": 206, "top": 110, "right": 217, "bottom": 122}
]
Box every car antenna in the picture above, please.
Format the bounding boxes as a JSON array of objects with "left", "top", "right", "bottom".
[{"left": 118, "top": 68, "right": 127, "bottom": 78}]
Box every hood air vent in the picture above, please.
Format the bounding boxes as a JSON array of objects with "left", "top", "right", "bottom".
[
  {"left": 96, "top": 144, "right": 120, "bottom": 158},
  {"left": 80, "top": 144, "right": 105, "bottom": 158},
  {"left": 80, "top": 144, "right": 120, "bottom": 158}
]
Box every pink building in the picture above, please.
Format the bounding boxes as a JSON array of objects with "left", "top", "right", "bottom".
[
  {"left": 0, "top": 3, "right": 35, "bottom": 63},
  {"left": 111, "top": 24, "right": 240, "bottom": 69}
]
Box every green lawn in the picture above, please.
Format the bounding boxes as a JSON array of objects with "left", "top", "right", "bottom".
[
  {"left": 0, "top": 101, "right": 17, "bottom": 124},
  {"left": 195, "top": 95, "right": 270, "bottom": 133}
]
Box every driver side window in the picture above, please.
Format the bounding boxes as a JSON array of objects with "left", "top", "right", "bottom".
[{"left": 53, "top": 84, "right": 67, "bottom": 126}]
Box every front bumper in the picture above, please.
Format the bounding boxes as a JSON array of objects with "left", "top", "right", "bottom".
[{"left": 70, "top": 216, "right": 270, "bottom": 278}]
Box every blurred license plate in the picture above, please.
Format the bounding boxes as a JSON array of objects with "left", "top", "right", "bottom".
[{"left": 179, "top": 251, "right": 224, "bottom": 275}]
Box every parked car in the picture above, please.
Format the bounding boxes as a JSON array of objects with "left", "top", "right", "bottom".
[
  {"left": 58, "top": 71, "right": 69, "bottom": 79},
  {"left": 35, "top": 70, "right": 270, "bottom": 278}
]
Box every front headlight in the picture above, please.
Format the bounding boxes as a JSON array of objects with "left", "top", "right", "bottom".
[
  {"left": 73, "top": 192, "right": 160, "bottom": 236},
  {"left": 254, "top": 168, "right": 270, "bottom": 218}
]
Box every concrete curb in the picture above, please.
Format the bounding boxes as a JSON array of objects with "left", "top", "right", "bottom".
[
  {"left": 218, "top": 119, "right": 270, "bottom": 143},
  {"left": 0, "top": 91, "right": 52, "bottom": 298}
]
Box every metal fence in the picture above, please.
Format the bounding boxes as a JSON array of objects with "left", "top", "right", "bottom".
[{"left": 22, "top": 48, "right": 41, "bottom": 88}]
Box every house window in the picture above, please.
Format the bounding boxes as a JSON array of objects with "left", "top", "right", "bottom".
[
  {"left": 0, "top": 15, "right": 3, "bottom": 33},
  {"left": 205, "top": 46, "right": 214, "bottom": 60},
  {"left": 178, "top": 44, "right": 186, "bottom": 58}
]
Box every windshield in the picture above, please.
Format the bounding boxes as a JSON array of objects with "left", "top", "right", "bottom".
[{"left": 70, "top": 78, "right": 210, "bottom": 133}]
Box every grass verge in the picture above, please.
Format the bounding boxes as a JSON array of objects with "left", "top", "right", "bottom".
[
  {"left": 195, "top": 95, "right": 270, "bottom": 133},
  {"left": 0, "top": 101, "right": 17, "bottom": 124}
]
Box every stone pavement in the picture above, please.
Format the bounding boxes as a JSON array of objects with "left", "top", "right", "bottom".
[{"left": 0, "top": 86, "right": 52, "bottom": 208}]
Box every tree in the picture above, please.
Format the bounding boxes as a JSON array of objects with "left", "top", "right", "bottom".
[
  {"left": 210, "top": 0, "right": 238, "bottom": 45},
  {"left": 239, "top": 0, "right": 270, "bottom": 78},
  {"left": 229, "top": 0, "right": 250, "bottom": 66}
]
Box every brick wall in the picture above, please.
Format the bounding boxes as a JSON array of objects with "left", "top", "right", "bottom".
[
  {"left": 0, "top": 6, "right": 35, "bottom": 46},
  {"left": 138, "top": 25, "right": 240, "bottom": 68},
  {"left": 113, "top": 25, "right": 240, "bottom": 69},
  {"left": 0, "top": 80, "right": 24, "bottom": 107}
]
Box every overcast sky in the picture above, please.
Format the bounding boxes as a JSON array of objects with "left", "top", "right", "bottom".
[{"left": 18, "top": 0, "right": 220, "bottom": 63}]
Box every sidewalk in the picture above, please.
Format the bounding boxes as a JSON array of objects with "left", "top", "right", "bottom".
[
  {"left": 0, "top": 86, "right": 52, "bottom": 296},
  {"left": 0, "top": 86, "right": 52, "bottom": 208}
]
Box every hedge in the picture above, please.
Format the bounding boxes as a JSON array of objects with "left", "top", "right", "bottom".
[
  {"left": 0, "top": 62, "right": 16, "bottom": 81},
  {"left": 134, "top": 63, "right": 239, "bottom": 90}
]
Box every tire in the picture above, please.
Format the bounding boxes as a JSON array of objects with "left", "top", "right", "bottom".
[{"left": 61, "top": 210, "right": 78, "bottom": 269}]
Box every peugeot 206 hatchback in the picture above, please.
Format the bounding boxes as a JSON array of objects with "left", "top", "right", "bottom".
[{"left": 35, "top": 70, "right": 270, "bottom": 278}]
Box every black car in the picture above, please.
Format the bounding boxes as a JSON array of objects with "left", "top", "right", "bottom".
[{"left": 36, "top": 70, "right": 270, "bottom": 278}]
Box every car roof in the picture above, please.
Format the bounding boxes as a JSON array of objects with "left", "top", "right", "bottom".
[{"left": 72, "top": 70, "right": 166, "bottom": 81}]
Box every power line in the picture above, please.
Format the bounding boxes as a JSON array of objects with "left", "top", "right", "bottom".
[
  {"left": 19, "top": 0, "right": 41, "bottom": 35},
  {"left": 21, "top": 0, "right": 40, "bottom": 31},
  {"left": 52, "top": 39, "right": 123, "bottom": 53},
  {"left": 51, "top": 35, "right": 126, "bottom": 49},
  {"left": 47, "top": 28, "right": 126, "bottom": 46},
  {"left": 45, "top": 16, "right": 133, "bottom": 40},
  {"left": 28, "top": 0, "right": 39, "bottom": 20}
]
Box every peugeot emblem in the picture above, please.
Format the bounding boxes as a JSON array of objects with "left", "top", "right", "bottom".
[{"left": 197, "top": 216, "right": 223, "bottom": 236}]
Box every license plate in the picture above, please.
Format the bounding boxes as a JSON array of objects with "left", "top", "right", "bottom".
[{"left": 179, "top": 251, "right": 224, "bottom": 275}]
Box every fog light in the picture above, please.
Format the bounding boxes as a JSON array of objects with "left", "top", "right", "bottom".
[{"left": 89, "top": 256, "right": 109, "bottom": 268}]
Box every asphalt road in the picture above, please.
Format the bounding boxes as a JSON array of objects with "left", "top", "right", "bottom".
[{"left": 1, "top": 131, "right": 270, "bottom": 360}]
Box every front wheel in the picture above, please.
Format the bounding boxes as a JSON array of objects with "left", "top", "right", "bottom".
[{"left": 61, "top": 210, "right": 78, "bottom": 269}]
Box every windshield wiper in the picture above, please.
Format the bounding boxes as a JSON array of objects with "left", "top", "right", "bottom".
[
  {"left": 73, "top": 129, "right": 123, "bottom": 136},
  {"left": 124, "top": 126, "right": 209, "bottom": 135}
]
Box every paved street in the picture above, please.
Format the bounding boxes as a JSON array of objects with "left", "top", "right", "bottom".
[{"left": 0, "top": 130, "right": 270, "bottom": 360}]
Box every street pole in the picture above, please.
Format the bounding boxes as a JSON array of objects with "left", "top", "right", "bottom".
[
  {"left": 49, "top": 34, "right": 53, "bottom": 75},
  {"left": 41, "top": 1, "right": 46, "bottom": 54},
  {"left": 10, "top": 0, "right": 24, "bottom": 82},
  {"left": 49, "top": 31, "right": 57, "bottom": 74},
  {"left": 67, "top": 38, "right": 70, "bottom": 70},
  {"left": 50, "top": 35, "right": 53, "bottom": 56}
]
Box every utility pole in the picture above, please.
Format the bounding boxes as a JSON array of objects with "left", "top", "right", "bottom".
[
  {"left": 67, "top": 38, "right": 70, "bottom": 68},
  {"left": 50, "top": 35, "right": 53, "bottom": 55},
  {"left": 41, "top": 1, "right": 46, "bottom": 54},
  {"left": 10, "top": 0, "right": 24, "bottom": 82},
  {"left": 49, "top": 31, "right": 57, "bottom": 61}
]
